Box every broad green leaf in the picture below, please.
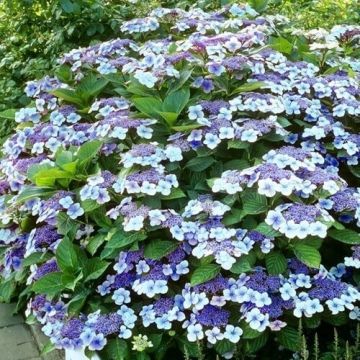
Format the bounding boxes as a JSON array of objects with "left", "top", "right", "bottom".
[
  {"left": 86, "top": 233, "right": 106, "bottom": 255},
  {"left": 76, "top": 140, "right": 103, "bottom": 163},
  {"left": 172, "top": 124, "right": 202, "bottom": 132},
  {"left": 81, "top": 199, "right": 101, "bottom": 212},
  {"left": 41, "top": 341, "right": 56, "bottom": 356},
  {"left": 163, "top": 88, "right": 190, "bottom": 114},
  {"left": 255, "top": 222, "right": 281, "bottom": 237},
  {"left": 161, "top": 188, "right": 186, "bottom": 200},
  {"left": 105, "top": 339, "right": 129, "bottom": 360},
  {"left": 101, "top": 230, "right": 147, "bottom": 258},
  {"left": 32, "top": 272, "right": 64, "bottom": 296},
  {"left": 67, "top": 288, "right": 91, "bottom": 315},
  {"left": 57, "top": 212, "right": 79, "bottom": 237},
  {"left": 76, "top": 75, "right": 109, "bottom": 102},
  {"left": 132, "top": 97, "right": 163, "bottom": 118},
  {"left": 0, "top": 278, "right": 16, "bottom": 302},
  {"left": 33, "top": 168, "right": 73, "bottom": 186},
  {"left": 84, "top": 258, "right": 109, "bottom": 282},
  {"left": 246, "top": 332, "right": 269, "bottom": 353},
  {"left": 269, "top": 36, "right": 293, "bottom": 54},
  {"left": 231, "top": 81, "right": 265, "bottom": 95},
  {"left": 190, "top": 264, "right": 221, "bottom": 286},
  {"left": 0, "top": 109, "right": 16, "bottom": 120},
  {"left": 293, "top": 244, "right": 321, "bottom": 268},
  {"left": 51, "top": 88, "right": 84, "bottom": 107},
  {"left": 328, "top": 228, "right": 360, "bottom": 244},
  {"left": 144, "top": 240, "right": 178, "bottom": 260},
  {"left": 230, "top": 252, "right": 256, "bottom": 274},
  {"left": 277, "top": 327, "right": 300, "bottom": 351},
  {"left": 16, "top": 186, "right": 54, "bottom": 203},
  {"left": 215, "top": 339, "right": 235, "bottom": 356},
  {"left": 158, "top": 111, "right": 178, "bottom": 125},
  {"left": 265, "top": 251, "right": 287, "bottom": 275},
  {"left": 228, "top": 140, "right": 250, "bottom": 149},
  {"left": 241, "top": 192, "right": 267, "bottom": 215},
  {"left": 185, "top": 156, "right": 215, "bottom": 172},
  {"left": 56, "top": 237, "right": 79, "bottom": 272}
]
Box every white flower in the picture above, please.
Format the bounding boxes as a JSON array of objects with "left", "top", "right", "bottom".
[
  {"left": 204, "top": 133, "right": 221, "bottom": 149},
  {"left": 187, "top": 324, "right": 204, "bottom": 342},
  {"left": 134, "top": 70, "right": 157, "bottom": 88},
  {"left": 224, "top": 325, "right": 243, "bottom": 343},
  {"left": 258, "top": 178, "right": 277, "bottom": 197}
]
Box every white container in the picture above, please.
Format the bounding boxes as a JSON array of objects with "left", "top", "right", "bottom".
[{"left": 65, "top": 348, "right": 100, "bottom": 360}]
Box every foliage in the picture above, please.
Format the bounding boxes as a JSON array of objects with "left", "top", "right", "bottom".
[{"left": 1, "top": 2, "right": 360, "bottom": 360}]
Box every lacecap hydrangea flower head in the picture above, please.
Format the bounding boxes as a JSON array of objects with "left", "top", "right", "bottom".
[{"left": 1, "top": 3, "right": 360, "bottom": 359}]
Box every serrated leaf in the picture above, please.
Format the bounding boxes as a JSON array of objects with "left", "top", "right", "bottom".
[
  {"left": 76, "top": 140, "right": 103, "bottom": 163},
  {"left": 32, "top": 272, "right": 64, "bottom": 296},
  {"left": 230, "top": 252, "right": 256, "bottom": 274},
  {"left": 242, "top": 192, "right": 267, "bottom": 215},
  {"left": 277, "top": 327, "right": 300, "bottom": 351},
  {"left": 231, "top": 81, "right": 265, "bottom": 95},
  {"left": 265, "top": 251, "right": 287, "bottom": 275},
  {"left": 56, "top": 238, "right": 79, "bottom": 272},
  {"left": 185, "top": 156, "right": 215, "bottom": 172},
  {"left": 190, "top": 264, "right": 220, "bottom": 286},
  {"left": 144, "top": 240, "right": 178, "bottom": 260},
  {"left": 84, "top": 258, "right": 109, "bottom": 282},
  {"left": 328, "top": 228, "right": 360, "bottom": 244},
  {"left": 105, "top": 339, "right": 128, "bottom": 360},
  {"left": 294, "top": 244, "right": 321, "bottom": 268},
  {"left": 15, "top": 186, "right": 54, "bottom": 203}
]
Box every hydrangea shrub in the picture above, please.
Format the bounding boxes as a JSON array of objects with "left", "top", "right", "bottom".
[{"left": 0, "top": 3, "right": 360, "bottom": 359}]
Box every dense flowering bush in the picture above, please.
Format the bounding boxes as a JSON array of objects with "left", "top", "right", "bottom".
[{"left": 0, "top": 3, "right": 360, "bottom": 359}]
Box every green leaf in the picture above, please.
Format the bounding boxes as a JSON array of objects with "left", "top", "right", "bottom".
[
  {"left": 293, "top": 244, "right": 321, "bottom": 268},
  {"left": 255, "top": 222, "right": 281, "bottom": 237},
  {"left": 158, "top": 111, "right": 178, "bottom": 125},
  {"left": 328, "top": 228, "right": 360, "bottom": 244},
  {"left": 269, "top": 36, "right": 293, "bottom": 54},
  {"left": 190, "top": 264, "right": 221, "bottom": 286},
  {"left": 215, "top": 339, "right": 235, "bottom": 356},
  {"left": 57, "top": 212, "right": 78, "bottom": 237},
  {"left": 163, "top": 88, "right": 190, "bottom": 114},
  {"left": 265, "top": 251, "right": 287, "bottom": 275},
  {"left": 242, "top": 192, "right": 267, "bottom": 215},
  {"left": 81, "top": 199, "right": 101, "bottom": 212},
  {"left": 185, "top": 156, "right": 215, "bottom": 171},
  {"left": 32, "top": 168, "right": 73, "bottom": 186},
  {"left": 51, "top": 88, "right": 84, "bottom": 106},
  {"left": 32, "top": 272, "right": 64, "bottom": 296},
  {"left": 22, "top": 252, "right": 51, "bottom": 267},
  {"left": 76, "top": 140, "right": 103, "bottom": 163},
  {"left": 16, "top": 186, "right": 54, "bottom": 203},
  {"left": 231, "top": 81, "right": 265, "bottom": 95},
  {"left": 0, "top": 278, "right": 16, "bottom": 302},
  {"left": 56, "top": 238, "right": 79, "bottom": 272},
  {"left": 86, "top": 233, "right": 106, "bottom": 255},
  {"left": 132, "top": 97, "right": 163, "bottom": 118},
  {"left": 0, "top": 109, "right": 16, "bottom": 120},
  {"left": 230, "top": 252, "right": 256, "bottom": 274},
  {"left": 105, "top": 339, "right": 128, "bottom": 360},
  {"left": 161, "top": 188, "right": 186, "bottom": 200},
  {"left": 277, "top": 327, "right": 300, "bottom": 351},
  {"left": 101, "top": 230, "right": 147, "bottom": 259},
  {"left": 228, "top": 140, "right": 250, "bottom": 149},
  {"left": 83, "top": 258, "right": 109, "bottom": 282},
  {"left": 67, "top": 289, "right": 91, "bottom": 315},
  {"left": 76, "top": 75, "right": 109, "bottom": 102},
  {"left": 41, "top": 341, "right": 56, "bottom": 356},
  {"left": 144, "top": 240, "right": 178, "bottom": 260}
]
